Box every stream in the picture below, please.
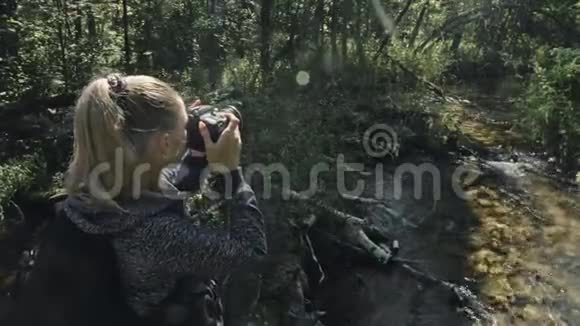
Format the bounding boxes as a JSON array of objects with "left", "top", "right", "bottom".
[{"left": 312, "top": 79, "right": 580, "bottom": 326}]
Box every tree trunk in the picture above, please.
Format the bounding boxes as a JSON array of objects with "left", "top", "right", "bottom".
[
  {"left": 259, "top": 0, "right": 274, "bottom": 83},
  {"left": 74, "top": 0, "right": 82, "bottom": 41},
  {"left": 87, "top": 5, "right": 96, "bottom": 39},
  {"left": 340, "top": 17, "right": 348, "bottom": 63},
  {"left": 62, "top": 0, "right": 73, "bottom": 41},
  {"left": 56, "top": 26, "right": 68, "bottom": 88},
  {"left": 232, "top": 0, "right": 247, "bottom": 58},
  {"left": 341, "top": 0, "right": 353, "bottom": 64},
  {"left": 286, "top": 1, "right": 299, "bottom": 64},
  {"left": 365, "top": 0, "right": 371, "bottom": 39},
  {"left": 330, "top": 0, "right": 338, "bottom": 64},
  {"left": 408, "top": 1, "right": 429, "bottom": 48},
  {"left": 0, "top": 0, "right": 18, "bottom": 57},
  {"left": 313, "top": 0, "right": 325, "bottom": 48},
  {"left": 135, "top": 0, "right": 154, "bottom": 71},
  {"left": 0, "top": 0, "right": 19, "bottom": 101},
  {"left": 203, "top": 0, "right": 226, "bottom": 88},
  {"left": 415, "top": 8, "right": 479, "bottom": 53},
  {"left": 375, "top": 0, "right": 415, "bottom": 58},
  {"left": 449, "top": 32, "right": 462, "bottom": 57},
  {"left": 354, "top": 0, "right": 366, "bottom": 66},
  {"left": 53, "top": 0, "right": 70, "bottom": 89},
  {"left": 122, "top": 0, "right": 130, "bottom": 71}
]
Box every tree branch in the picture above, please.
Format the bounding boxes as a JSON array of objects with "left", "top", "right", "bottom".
[
  {"left": 385, "top": 54, "right": 445, "bottom": 98},
  {"left": 414, "top": 9, "right": 481, "bottom": 53},
  {"left": 373, "top": 0, "right": 418, "bottom": 61}
]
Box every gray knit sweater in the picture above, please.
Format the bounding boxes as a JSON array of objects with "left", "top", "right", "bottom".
[{"left": 62, "top": 166, "right": 267, "bottom": 316}]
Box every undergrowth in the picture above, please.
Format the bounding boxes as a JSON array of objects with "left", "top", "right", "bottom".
[
  {"left": 516, "top": 47, "right": 580, "bottom": 171},
  {"left": 0, "top": 154, "right": 45, "bottom": 220}
]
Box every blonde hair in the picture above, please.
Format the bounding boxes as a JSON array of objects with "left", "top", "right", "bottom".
[{"left": 64, "top": 74, "right": 183, "bottom": 208}]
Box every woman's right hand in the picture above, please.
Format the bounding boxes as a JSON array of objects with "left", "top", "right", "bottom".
[{"left": 199, "top": 112, "right": 241, "bottom": 173}]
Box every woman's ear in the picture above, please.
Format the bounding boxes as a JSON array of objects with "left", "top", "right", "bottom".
[{"left": 146, "top": 131, "right": 171, "bottom": 163}]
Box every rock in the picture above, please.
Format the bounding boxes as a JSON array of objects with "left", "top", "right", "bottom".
[
  {"left": 473, "top": 262, "right": 488, "bottom": 275},
  {"left": 464, "top": 189, "right": 480, "bottom": 199},
  {"left": 490, "top": 239, "right": 502, "bottom": 251},
  {"left": 458, "top": 164, "right": 483, "bottom": 188},
  {"left": 521, "top": 305, "right": 542, "bottom": 321},
  {"left": 469, "top": 248, "right": 507, "bottom": 278},
  {"left": 477, "top": 198, "right": 494, "bottom": 207},
  {"left": 504, "top": 251, "right": 523, "bottom": 271},
  {"left": 491, "top": 206, "right": 510, "bottom": 216},
  {"left": 512, "top": 295, "right": 530, "bottom": 307},
  {"left": 481, "top": 277, "right": 514, "bottom": 308},
  {"left": 514, "top": 227, "right": 533, "bottom": 243},
  {"left": 479, "top": 187, "right": 500, "bottom": 200},
  {"left": 509, "top": 276, "right": 532, "bottom": 297},
  {"left": 488, "top": 264, "right": 504, "bottom": 275},
  {"left": 472, "top": 249, "right": 502, "bottom": 264}
]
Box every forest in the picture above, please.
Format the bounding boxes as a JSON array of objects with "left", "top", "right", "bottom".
[{"left": 1, "top": 0, "right": 580, "bottom": 325}]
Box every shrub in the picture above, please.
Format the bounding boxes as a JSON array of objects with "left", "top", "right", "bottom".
[
  {"left": 0, "top": 154, "right": 44, "bottom": 220},
  {"left": 387, "top": 39, "right": 455, "bottom": 83},
  {"left": 517, "top": 47, "right": 580, "bottom": 170}
]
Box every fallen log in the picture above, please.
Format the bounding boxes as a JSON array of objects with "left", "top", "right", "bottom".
[
  {"left": 385, "top": 54, "right": 446, "bottom": 98},
  {"left": 280, "top": 187, "right": 496, "bottom": 323},
  {"left": 285, "top": 190, "right": 394, "bottom": 264},
  {"left": 313, "top": 228, "right": 495, "bottom": 324},
  {"left": 0, "top": 94, "right": 77, "bottom": 119}
]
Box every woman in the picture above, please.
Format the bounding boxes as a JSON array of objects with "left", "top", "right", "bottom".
[{"left": 6, "top": 74, "right": 266, "bottom": 326}]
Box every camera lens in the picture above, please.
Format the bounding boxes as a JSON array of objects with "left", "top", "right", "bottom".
[{"left": 185, "top": 105, "right": 242, "bottom": 152}]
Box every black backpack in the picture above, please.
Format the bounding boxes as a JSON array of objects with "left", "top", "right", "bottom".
[{"left": 3, "top": 199, "right": 224, "bottom": 326}]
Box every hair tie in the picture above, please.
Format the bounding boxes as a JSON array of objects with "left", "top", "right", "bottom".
[{"left": 107, "top": 74, "right": 127, "bottom": 94}]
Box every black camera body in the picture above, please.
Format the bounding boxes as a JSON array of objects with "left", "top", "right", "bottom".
[{"left": 186, "top": 104, "right": 242, "bottom": 152}]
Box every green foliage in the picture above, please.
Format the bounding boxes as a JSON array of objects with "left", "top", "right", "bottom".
[
  {"left": 517, "top": 47, "right": 580, "bottom": 167},
  {"left": 1, "top": 0, "right": 579, "bottom": 184},
  {"left": 389, "top": 39, "right": 454, "bottom": 83},
  {"left": 0, "top": 154, "right": 44, "bottom": 220},
  {"left": 223, "top": 56, "right": 262, "bottom": 95},
  {"left": 47, "top": 171, "right": 66, "bottom": 196}
]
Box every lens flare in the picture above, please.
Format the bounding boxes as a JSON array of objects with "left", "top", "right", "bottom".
[
  {"left": 296, "top": 71, "right": 310, "bottom": 86},
  {"left": 370, "top": 0, "right": 395, "bottom": 35}
]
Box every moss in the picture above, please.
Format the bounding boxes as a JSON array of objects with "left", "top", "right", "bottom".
[
  {"left": 480, "top": 276, "right": 514, "bottom": 309},
  {"left": 0, "top": 154, "right": 45, "bottom": 220}
]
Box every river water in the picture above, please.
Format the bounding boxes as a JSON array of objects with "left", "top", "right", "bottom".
[{"left": 313, "top": 80, "right": 580, "bottom": 326}]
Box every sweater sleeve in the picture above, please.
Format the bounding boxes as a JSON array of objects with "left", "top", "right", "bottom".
[
  {"left": 139, "top": 168, "right": 267, "bottom": 280},
  {"left": 163, "top": 152, "right": 209, "bottom": 193}
]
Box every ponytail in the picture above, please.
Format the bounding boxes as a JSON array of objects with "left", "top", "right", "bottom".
[{"left": 64, "top": 74, "right": 182, "bottom": 209}]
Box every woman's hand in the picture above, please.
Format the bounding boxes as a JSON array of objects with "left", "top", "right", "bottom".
[{"left": 199, "top": 112, "right": 241, "bottom": 173}]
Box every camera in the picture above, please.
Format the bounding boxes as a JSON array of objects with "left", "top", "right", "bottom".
[{"left": 186, "top": 104, "right": 242, "bottom": 152}]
